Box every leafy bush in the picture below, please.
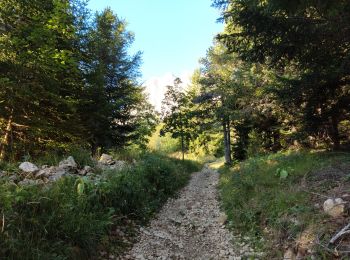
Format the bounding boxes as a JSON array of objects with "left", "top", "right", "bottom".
[{"left": 0, "top": 153, "right": 201, "bottom": 259}]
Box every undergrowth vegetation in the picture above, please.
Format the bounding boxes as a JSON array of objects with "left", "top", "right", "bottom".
[
  {"left": 219, "top": 150, "right": 350, "bottom": 258},
  {"left": 0, "top": 153, "right": 200, "bottom": 259},
  {"left": 33, "top": 146, "right": 96, "bottom": 167}
]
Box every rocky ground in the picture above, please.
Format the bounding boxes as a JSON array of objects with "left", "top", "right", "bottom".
[{"left": 119, "top": 165, "right": 261, "bottom": 260}]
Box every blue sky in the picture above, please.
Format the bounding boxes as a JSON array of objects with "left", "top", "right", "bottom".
[{"left": 88, "top": 0, "right": 223, "bottom": 110}]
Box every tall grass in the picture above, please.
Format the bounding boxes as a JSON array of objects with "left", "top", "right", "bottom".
[{"left": 0, "top": 153, "right": 201, "bottom": 259}]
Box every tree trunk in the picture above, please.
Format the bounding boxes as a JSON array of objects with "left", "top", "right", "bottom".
[
  {"left": 180, "top": 112, "right": 185, "bottom": 161},
  {"left": 223, "top": 119, "right": 232, "bottom": 165},
  {"left": 181, "top": 132, "right": 185, "bottom": 161},
  {"left": 227, "top": 120, "right": 231, "bottom": 155},
  {"left": 331, "top": 115, "right": 340, "bottom": 150},
  {"left": 272, "top": 131, "right": 281, "bottom": 152},
  {"left": 0, "top": 110, "right": 13, "bottom": 160},
  {"left": 91, "top": 142, "right": 98, "bottom": 157}
]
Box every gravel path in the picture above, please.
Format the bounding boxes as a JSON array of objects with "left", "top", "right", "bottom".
[{"left": 121, "top": 165, "right": 257, "bottom": 260}]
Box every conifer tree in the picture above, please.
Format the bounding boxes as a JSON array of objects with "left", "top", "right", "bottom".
[{"left": 81, "top": 8, "right": 145, "bottom": 153}]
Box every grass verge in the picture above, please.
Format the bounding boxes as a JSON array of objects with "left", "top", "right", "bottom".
[{"left": 219, "top": 150, "right": 350, "bottom": 258}]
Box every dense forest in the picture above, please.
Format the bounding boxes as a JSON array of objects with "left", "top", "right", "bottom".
[{"left": 1, "top": 0, "right": 350, "bottom": 259}]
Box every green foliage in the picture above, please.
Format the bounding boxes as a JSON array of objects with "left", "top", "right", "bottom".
[
  {"left": 0, "top": 152, "right": 201, "bottom": 259},
  {"left": 68, "top": 147, "right": 95, "bottom": 167},
  {"left": 189, "top": 132, "right": 223, "bottom": 158},
  {"left": 107, "top": 146, "right": 150, "bottom": 163},
  {"left": 220, "top": 151, "right": 313, "bottom": 233},
  {"left": 128, "top": 93, "right": 159, "bottom": 150},
  {"left": 149, "top": 124, "right": 182, "bottom": 154}
]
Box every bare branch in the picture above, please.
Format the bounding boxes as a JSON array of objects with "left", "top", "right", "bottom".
[{"left": 330, "top": 223, "right": 350, "bottom": 244}]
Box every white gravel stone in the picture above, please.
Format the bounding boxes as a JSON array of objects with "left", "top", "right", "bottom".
[{"left": 323, "top": 198, "right": 345, "bottom": 217}]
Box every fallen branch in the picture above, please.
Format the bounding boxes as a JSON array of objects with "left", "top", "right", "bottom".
[
  {"left": 330, "top": 223, "right": 350, "bottom": 244},
  {"left": 316, "top": 241, "right": 350, "bottom": 256}
]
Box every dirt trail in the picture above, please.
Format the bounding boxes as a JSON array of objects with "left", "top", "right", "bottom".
[{"left": 121, "top": 165, "right": 258, "bottom": 260}]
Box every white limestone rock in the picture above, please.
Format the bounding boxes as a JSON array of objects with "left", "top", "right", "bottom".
[
  {"left": 323, "top": 198, "right": 345, "bottom": 218},
  {"left": 19, "top": 162, "right": 39, "bottom": 173}
]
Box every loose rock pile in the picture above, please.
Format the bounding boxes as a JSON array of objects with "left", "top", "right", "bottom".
[
  {"left": 120, "top": 166, "right": 262, "bottom": 260},
  {"left": 17, "top": 156, "right": 93, "bottom": 185},
  {"left": 0, "top": 154, "right": 127, "bottom": 186}
]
